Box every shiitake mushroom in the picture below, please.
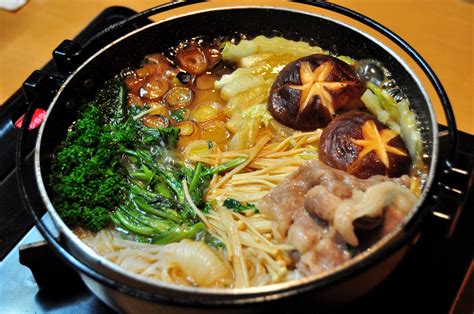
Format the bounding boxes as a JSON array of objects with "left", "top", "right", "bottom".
[
  {"left": 318, "top": 111, "right": 411, "bottom": 179},
  {"left": 267, "top": 54, "right": 365, "bottom": 131}
]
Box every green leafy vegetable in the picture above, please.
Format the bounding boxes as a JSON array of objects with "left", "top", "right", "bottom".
[
  {"left": 151, "top": 222, "right": 205, "bottom": 245},
  {"left": 95, "top": 78, "right": 128, "bottom": 125},
  {"left": 51, "top": 79, "right": 133, "bottom": 231},
  {"left": 51, "top": 76, "right": 249, "bottom": 245},
  {"left": 116, "top": 139, "right": 246, "bottom": 243},
  {"left": 51, "top": 79, "right": 184, "bottom": 233},
  {"left": 140, "top": 127, "right": 180, "bottom": 149},
  {"left": 203, "top": 232, "right": 225, "bottom": 249},
  {"left": 111, "top": 210, "right": 159, "bottom": 236},
  {"left": 170, "top": 109, "right": 187, "bottom": 122},
  {"left": 202, "top": 157, "right": 247, "bottom": 176},
  {"left": 223, "top": 198, "right": 259, "bottom": 214}
]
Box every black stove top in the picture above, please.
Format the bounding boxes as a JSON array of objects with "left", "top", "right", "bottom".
[{"left": 0, "top": 6, "right": 472, "bottom": 314}]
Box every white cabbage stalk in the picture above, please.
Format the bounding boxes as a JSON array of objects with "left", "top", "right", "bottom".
[
  {"left": 361, "top": 83, "right": 422, "bottom": 164},
  {"left": 221, "top": 35, "right": 327, "bottom": 62}
]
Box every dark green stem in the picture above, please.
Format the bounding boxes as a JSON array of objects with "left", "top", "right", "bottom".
[
  {"left": 132, "top": 196, "right": 182, "bottom": 223},
  {"left": 151, "top": 222, "right": 205, "bottom": 245},
  {"left": 189, "top": 162, "right": 203, "bottom": 193},
  {"left": 203, "top": 157, "right": 247, "bottom": 176}
]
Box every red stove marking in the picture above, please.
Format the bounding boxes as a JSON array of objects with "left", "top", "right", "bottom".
[{"left": 15, "top": 108, "right": 46, "bottom": 130}]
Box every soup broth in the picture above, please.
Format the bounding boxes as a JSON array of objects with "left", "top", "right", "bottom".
[{"left": 51, "top": 35, "right": 425, "bottom": 288}]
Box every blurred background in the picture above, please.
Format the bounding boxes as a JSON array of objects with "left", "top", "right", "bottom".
[{"left": 0, "top": 0, "right": 472, "bottom": 133}]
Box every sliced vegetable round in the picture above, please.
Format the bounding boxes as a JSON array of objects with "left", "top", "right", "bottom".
[
  {"left": 184, "top": 140, "right": 217, "bottom": 161},
  {"left": 267, "top": 54, "right": 365, "bottom": 131},
  {"left": 177, "top": 120, "right": 199, "bottom": 136},
  {"left": 142, "top": 115, "right": 170, "bottom": 129},
  {"left": 200, "top": 120, "right": 230, "bottom": 144},
  {"left": 203, "top": 46, "right": 221, "bottom": 69},
  {"left": 135, "top": 64, "right": 156, "bottom": 79},
  {"left": 177, "top": 120, "right": 201, "bottom": 148},
  {"left": 176, "top": 45, "right": 208, "bottom": 76},
  {"left": 191, "top": 101, "right": 225, "bottom": 123},
  {"left": 147, "top": 102, "right": 170, "bottom": 117},
  {"left": 125, "top": 77, "right": 145, "bottom": 95},
  {"left": 318, "top": 111, "right": 411, "bottom": 179},
  {"left": 140, "top": 76, "right": 169, "bottom": 99},
  {"left": 195, "top": 74, "right": 218, "bottom": 90},
  {"left": 144, "top": 54, "right": 171, "bottom": 69},
  {"left": 164, "top": 87, "right": 194, "bottom": 108}
]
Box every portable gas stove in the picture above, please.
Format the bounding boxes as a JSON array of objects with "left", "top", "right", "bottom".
[{"left": 0, "top": 6, "right": 472, "bottom": 314}]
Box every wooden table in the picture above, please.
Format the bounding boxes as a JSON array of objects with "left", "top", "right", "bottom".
[{"left": 1, "top": 0, "right": 472, "bottom": 133}]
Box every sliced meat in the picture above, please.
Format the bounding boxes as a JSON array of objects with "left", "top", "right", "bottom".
[
  {"left": 381, "top": 192, "right": 416, "bottom": 236},
  {"left": 259, "top": 181, "right": 307, "bottom": 237},
  {"left": 259, "top": 159, "right": 416, "bottom": 276},
  {"left": 304, "top": 185, "right": 342, "bottom": 223},
  {"left": 287, "top": 211, "right": 322, "bottom": 253},
  {"left": 333, "top": 181, "right": 417, "bottom": 246},
  {"left": 259, "top": 160, "right": 397, "bottom": 237},
  {"left": 313, "top": 234, "right": 351, "bottom": 271},
  {"left": 297, "top": 231, "right": 351, "bottom": 275}
]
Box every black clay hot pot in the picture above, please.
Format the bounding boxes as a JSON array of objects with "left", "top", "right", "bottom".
[{"left": 17, "top": 2, "right": 458, "bottom": 313}]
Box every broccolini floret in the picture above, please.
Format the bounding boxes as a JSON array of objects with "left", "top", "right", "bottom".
[
  {"left": 51, "top": 79, "right": 136, "bottom": 231},
  {"left": 51, "top": 77, "right": 248, "bottom": 243}
]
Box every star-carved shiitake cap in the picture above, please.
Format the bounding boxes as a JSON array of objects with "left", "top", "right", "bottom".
[
  {"left": 267, "top": 54, "right": 364, "bottom": 131},
  {"left": 318, "top": 111, "right": 411, "bottom": 179}
]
